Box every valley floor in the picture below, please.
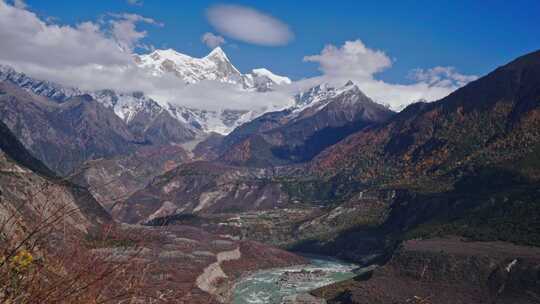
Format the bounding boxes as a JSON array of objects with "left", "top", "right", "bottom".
[{"left": 92, "top": 224, "right": 307, "bottom": 303}]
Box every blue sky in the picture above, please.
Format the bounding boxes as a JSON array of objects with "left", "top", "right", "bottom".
[
  {"left": 1, "top": 0, "right": 538, "bottom": 111},
  {"left": 23, "top": 0, "right": 540, "bottom": 83}
]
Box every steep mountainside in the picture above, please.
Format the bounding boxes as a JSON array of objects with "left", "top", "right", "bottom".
[
  {"left": 123, "top": 50, "right": 540, "bottom": 252},
  {"left": 114, "top": 162, "right": 288, "bottom": 223},
  {"left": 0, "top": 67, "right": 195, "bottom": 203},
  {"left": 312, "top": 50, "right": 540, "bottom": 190},
  {"left": 0, "top": 66, "right": 199, "bottom": 143},
  {"left": 0, "top": 119, "right": 306, "bottom": 304},
  {"left": 0, "top": 82, "right": 143, "bottom": 175},
  {"left": 219, "top": 82, "right": 395, "bottom": 166},
  {"left": 70, "top": 144, "right": 190, "bottom": 211},
  {"left": 90, "top": 90, "right": 198, "bottom": 144},
  {"left": 0, "top": 44, "right": 296, "bottom": 138},
  {"left": 0, "top": 120, "right": 111, "bottom": 239},
  {"left": 285, "top": 50, "right": 540, "bottom": 261}
]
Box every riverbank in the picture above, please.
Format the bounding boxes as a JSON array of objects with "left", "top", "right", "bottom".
[{"left": 210, "top": 241, "right": 307, "bottom": 303}]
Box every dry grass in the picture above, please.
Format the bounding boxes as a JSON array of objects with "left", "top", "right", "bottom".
[{"left": 0, "top": 185, "right": 156, "bottom": 304}]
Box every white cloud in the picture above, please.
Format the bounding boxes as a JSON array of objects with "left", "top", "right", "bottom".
[
  {"left": 300, "top": 39, "right": 478, "bottom": 110},
  {"left": 0, "top": 3, "right": 161, "bottom": 68},
  {"left": 162, "top": 81, "right": 292, "bottom": 112},
  {"left": 304, "top": 40, "right": 392, "bottom": 79},
  {"left": 0, "top": 2, "right": 131, "bottom": 68},
  {"left": 0, "top": 2, "right": 172, "bottom": 94},
  {"left": 0, "top": 1, "right": 291, "bottom": 112},
  {"left": 0, "top": 2, "right": 478, "bottom": 114},
  {"left": 201, "top": 32, "right": 226, "bottom": 49},
  {"left": 409, "top": 66, "right": 478, "bottom": 88},
  {"left": 206, "top": 4, "right": 293, "bottom": 46},
  {"left": 108, "top": 13, "right": 162, "bottom": 52}
]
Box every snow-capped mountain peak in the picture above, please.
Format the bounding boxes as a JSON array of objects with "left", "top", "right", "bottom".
[
  {"left": 294, "top": 82, "right": 336, "bottom": 106},
  {"left": 137, "top": 47, "right": 242, "bottom": 84},
  {"left": 336, "top": 80, "right": 363, "bottom": 96},
  {"left": 204, "top": 46, "right": 230, "bottom": 62},
  {"left": 136, "top": 47, "right": 290, "bottom": 92},
  {"left": 251, "top": 68, "right": 292, "bottom": 85},
  {"left": 0, "top": 64, "right": 285, "bottom": 136},
  {"left": 274, "top": 80, "right": 389, "bottom": 124},
  {"left": 1, "top": 44, "right": 295, "bottom": 137},
  {"left": 292, "top": 81, "right": 368, "bottom": 113}
]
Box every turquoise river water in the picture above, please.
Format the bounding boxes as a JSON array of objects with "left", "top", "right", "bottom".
[{"left": 232, "top": 255, "right": 359, "bottom": 304}]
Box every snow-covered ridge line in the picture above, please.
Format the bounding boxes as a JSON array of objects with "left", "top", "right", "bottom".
[
  {"left": 135, "top": 46, "right": 291, "bottom": 92},
  {"left": 0, "top": 47, "right": 294, "bottom": 135},
  {"left": 0, "top": 64, "right": 257, "bottom": 135},
  {"left": 0, "top": 64, "right": 168, "bottom": 125},
  {"left": 1, "top": 64, "right": 384, "bottom": 136},
  {"left": 291, "top": 80, "right": 368, "bottom": 115},
  {"left": 1, "top": 61, "right": 391, "bottom": 137}
]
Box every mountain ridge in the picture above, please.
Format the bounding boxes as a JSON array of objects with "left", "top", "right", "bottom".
[
  {"left": 0, "top": 119, "right": 111, "bottom": 238},
  {"left": 0, "top": 61, "right": 283, "bottom": 136},
  {"left": 121, "top": 49, "right": 540, "bottom": 250},
  {"left": 217, "top": 81, "right": 395, "bottom": 166},
  {"left": 117, "top": 83, "right": 395, "bottom": 223},
  {"left": 310, "top": 49, "right": 540, "bottom": 187}
]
